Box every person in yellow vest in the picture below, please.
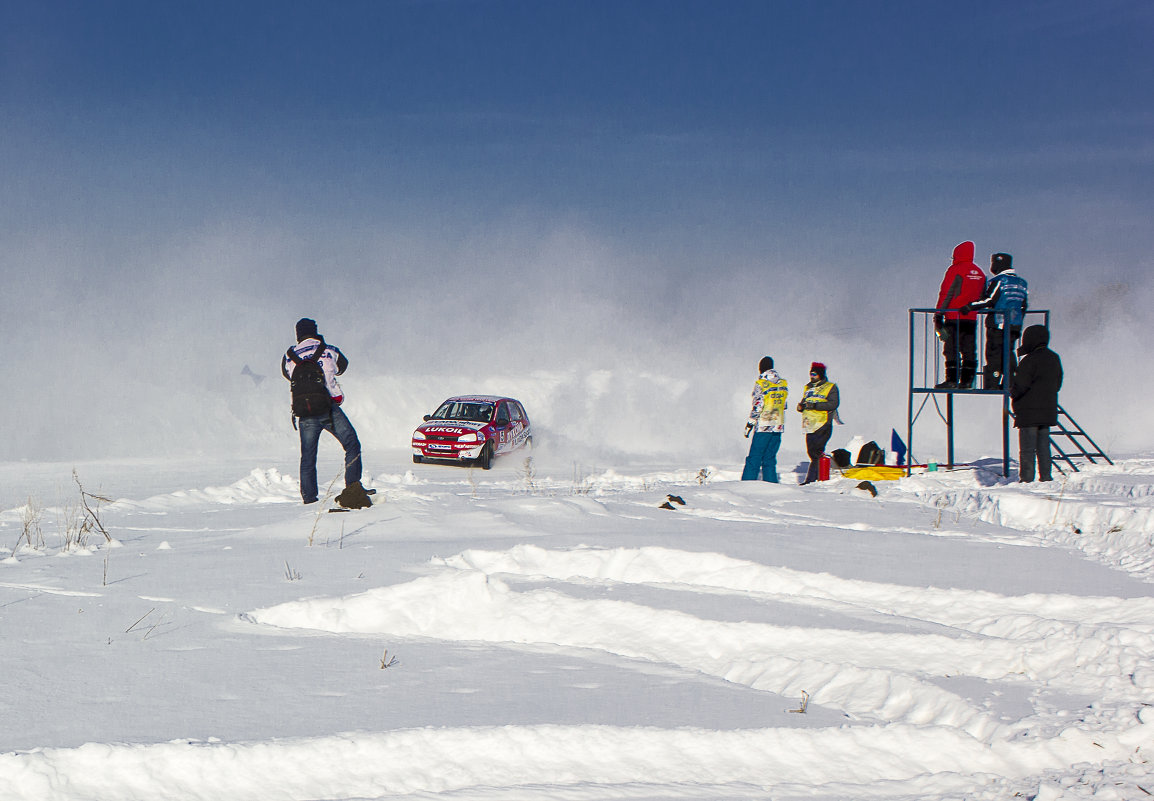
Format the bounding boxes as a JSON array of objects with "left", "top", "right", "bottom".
[
  {"left": 742, "top": 356, "right": 788, "bottom": 482},
  {"left": 796, "top": 361, "right": 841, "bottom": 485}
]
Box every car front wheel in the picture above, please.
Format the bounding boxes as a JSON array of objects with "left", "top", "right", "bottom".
[{"left": 477, "top": 441, "right": 494, "bottom": 470}]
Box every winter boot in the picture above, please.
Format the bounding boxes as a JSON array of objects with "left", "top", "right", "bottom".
[
  {"left": 958, "top": 365, "right": 976, "bottom": 389},
  {"left": 932, "top": 364, "right": 960, "bottom": 390},
  {"left": 336, "top": 480, "right": 373, "bottom": 509},
  {"left": 935, "top": 365, "right": 958, "bottom": 390}
]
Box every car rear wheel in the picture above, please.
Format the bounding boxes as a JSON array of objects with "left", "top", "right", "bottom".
[{"left": 477, "top": 441, "right": 494, "bottom": 470}]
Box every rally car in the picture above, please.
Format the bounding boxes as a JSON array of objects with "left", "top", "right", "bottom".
[{"left": 411, "top": 395, "right": 532, "bottom": 469}]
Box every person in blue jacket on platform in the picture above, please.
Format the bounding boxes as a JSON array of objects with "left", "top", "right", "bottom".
[{"left": 963, "top": 252, "right": 1028, "bottom": 389}]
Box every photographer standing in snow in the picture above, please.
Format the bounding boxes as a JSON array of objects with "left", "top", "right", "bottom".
[{"left": 282, "top": 318, "right": 371, "bottom": 508}]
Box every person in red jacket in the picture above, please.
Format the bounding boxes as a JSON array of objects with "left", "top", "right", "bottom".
[{"left": 933, "top": 241, "right": 987, "bottom": 389}]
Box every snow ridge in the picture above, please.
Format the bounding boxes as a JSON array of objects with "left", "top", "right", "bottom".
[{"left": 902, "top": 460, "right": 1154, "bottom": 580}]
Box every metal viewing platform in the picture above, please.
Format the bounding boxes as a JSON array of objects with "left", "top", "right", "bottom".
[{"left": 906, "top": 308, "right": 1110, "bottom": 478}]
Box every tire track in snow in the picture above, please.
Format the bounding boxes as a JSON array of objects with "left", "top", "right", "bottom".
[
  {"left": 1, "top": 720, "right": 1138, "bottom": 801},
  {"left": 442, "top": 545, "right": 1154, "bottom": 701},
  {"left": 239, "top": 542, "right": 1154, "bottom": 797},
  {"left": 250, "top": 565, "right": 1011, "bottom": 739}
]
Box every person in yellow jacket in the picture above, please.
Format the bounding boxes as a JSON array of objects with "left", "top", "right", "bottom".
[
  {"left": 796, "top": 362, "right": 841, "bottom": 485},
  {"left": 742, "top": 356, "right": 788, "bottom": 482}
]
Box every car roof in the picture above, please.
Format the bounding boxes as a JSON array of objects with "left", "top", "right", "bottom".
[{"left": 441, "top": 395, "right": 519, "bottom": 404}]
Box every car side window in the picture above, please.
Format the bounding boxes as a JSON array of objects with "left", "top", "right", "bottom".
[{"left": 508, "top": 403, "right": 523, "bottom": 422}]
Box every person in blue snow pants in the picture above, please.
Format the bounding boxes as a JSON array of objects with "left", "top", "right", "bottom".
[
  {"left": 742, "top": 430, "right": 783, "bottom": 482},
  {"left": 741, "top": 356, "right": 788, "bottom": 483}
]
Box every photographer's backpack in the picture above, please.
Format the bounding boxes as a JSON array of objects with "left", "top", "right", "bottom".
[{"left": 287, "top": 340, "right": 332, "bottom": 419}]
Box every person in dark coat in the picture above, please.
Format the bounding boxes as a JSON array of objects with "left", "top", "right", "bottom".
[
  {"left": 796, "top": 362, "right": 841, "bottom": 485},
  {"left": 1011, "top": 325, "right": 1063, "bottom": 482}
]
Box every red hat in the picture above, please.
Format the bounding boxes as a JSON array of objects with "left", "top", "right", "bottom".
[{"left": 810, "top": 362, "right": 826, "bottom": 373}]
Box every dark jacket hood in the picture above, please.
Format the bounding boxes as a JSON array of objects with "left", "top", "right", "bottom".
[
  {"left": 952, "top": 241, "right": 975, "bottom": 265},
  {"left": 1018, "top": 324, "right": 1050, "bottom": 356}
]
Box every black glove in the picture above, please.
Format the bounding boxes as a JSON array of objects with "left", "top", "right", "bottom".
[
  {"left": 960, "top": 304, "right": 972, "bottom": 315},
  {"left": 744, "top": 422, "right": 754, "bottom": 438},
  {"left": 933, "top": 314, "right": 945, "bottom": 328}
]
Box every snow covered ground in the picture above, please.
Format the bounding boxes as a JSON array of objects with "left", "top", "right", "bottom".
[{"left": 2, "top": 448, "right": 1153, "bottom": 800}]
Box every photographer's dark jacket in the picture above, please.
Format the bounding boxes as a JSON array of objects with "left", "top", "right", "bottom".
[{"left": 1011, "top": 325, "right": 1063, "bottom": 428}]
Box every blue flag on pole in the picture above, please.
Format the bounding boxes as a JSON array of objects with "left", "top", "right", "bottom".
[{"left": 891, "top": 429, "right": 907, "bottom": 466}]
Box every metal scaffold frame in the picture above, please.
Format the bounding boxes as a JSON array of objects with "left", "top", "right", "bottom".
[{"left": 907, "top": 307, "right": 1049, "bottom": 477}]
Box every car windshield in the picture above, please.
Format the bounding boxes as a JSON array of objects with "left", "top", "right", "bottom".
[{"left": 430, "top": 401, "right": 494, "bottom": 423}]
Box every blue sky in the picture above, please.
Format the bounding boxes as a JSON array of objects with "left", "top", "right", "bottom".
[
  {"left": 7, "top": 0, "right": 1150, "bottom": 237},
  {"left": 2, "top": 0, "right": 1152, "bottom": 457}
]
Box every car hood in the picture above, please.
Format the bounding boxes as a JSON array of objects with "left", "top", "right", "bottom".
[{"left": 416, "top": 420, "right": 488, "bottom": 435}]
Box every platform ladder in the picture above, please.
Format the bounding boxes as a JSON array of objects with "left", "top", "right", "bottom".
[{"left": 1049, "top": 404, "right": 1112, "bottom": 474}]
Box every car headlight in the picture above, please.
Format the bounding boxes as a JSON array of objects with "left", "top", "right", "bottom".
[
  {"left": 412, "top": 430, "right": 426, "bottom": 441},
  {"left": 458, "top": 432, "right": 479, "bottom": 443}
]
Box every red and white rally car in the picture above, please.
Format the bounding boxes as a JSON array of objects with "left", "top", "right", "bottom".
[{"left": 411, "top": 395, "right": 532, "bottom": 469}]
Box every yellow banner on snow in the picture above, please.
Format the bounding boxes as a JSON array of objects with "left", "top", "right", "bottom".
[{"left": 842, "top": 466, "right": 906, "bottom": 481}]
